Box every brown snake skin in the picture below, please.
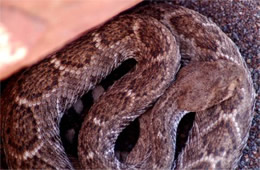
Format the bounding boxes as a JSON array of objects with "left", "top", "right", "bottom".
[{"left": 0, "top": 4, "right": 255, "bottom": 169}]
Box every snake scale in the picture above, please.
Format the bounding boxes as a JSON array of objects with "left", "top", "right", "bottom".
[{"left": 0, "top": 3, "right": 256, "bottom": 169}]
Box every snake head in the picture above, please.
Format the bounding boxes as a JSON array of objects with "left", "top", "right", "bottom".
[{"left": 175, "top": 60, "right": 245, "bottom": 112}]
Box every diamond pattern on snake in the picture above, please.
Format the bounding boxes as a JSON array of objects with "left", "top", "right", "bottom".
[{"left": 0, "top": 3, "right": 255, "bottom": 169}]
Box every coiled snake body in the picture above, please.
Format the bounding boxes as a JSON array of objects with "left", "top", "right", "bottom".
[{"left": 0, "top": 4, "right": 255, "bottom": 169}]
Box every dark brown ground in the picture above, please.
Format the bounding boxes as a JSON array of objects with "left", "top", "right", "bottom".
[{"left": 1, "top": 0, "right": 259, "bottom": 169}]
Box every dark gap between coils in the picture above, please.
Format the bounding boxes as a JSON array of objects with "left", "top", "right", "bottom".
[
  {"left": 174, "top": 112, "right": 195, "bottom": 161},
  {"left": 59, "top": 59, "right": 138, "bottom": 162}
]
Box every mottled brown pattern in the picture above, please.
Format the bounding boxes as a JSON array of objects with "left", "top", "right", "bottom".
[{"left": 0, "top": 3, "right": 255, "bottom": 170}]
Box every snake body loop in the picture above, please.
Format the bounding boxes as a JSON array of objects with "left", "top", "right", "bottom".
[{"left": 0, "top": 4, "right": 255, "bottom": 169}]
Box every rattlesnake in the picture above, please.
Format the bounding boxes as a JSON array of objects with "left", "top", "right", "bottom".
[{"left": 0, "top": 3, "right": 255, "bottom": 169}]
